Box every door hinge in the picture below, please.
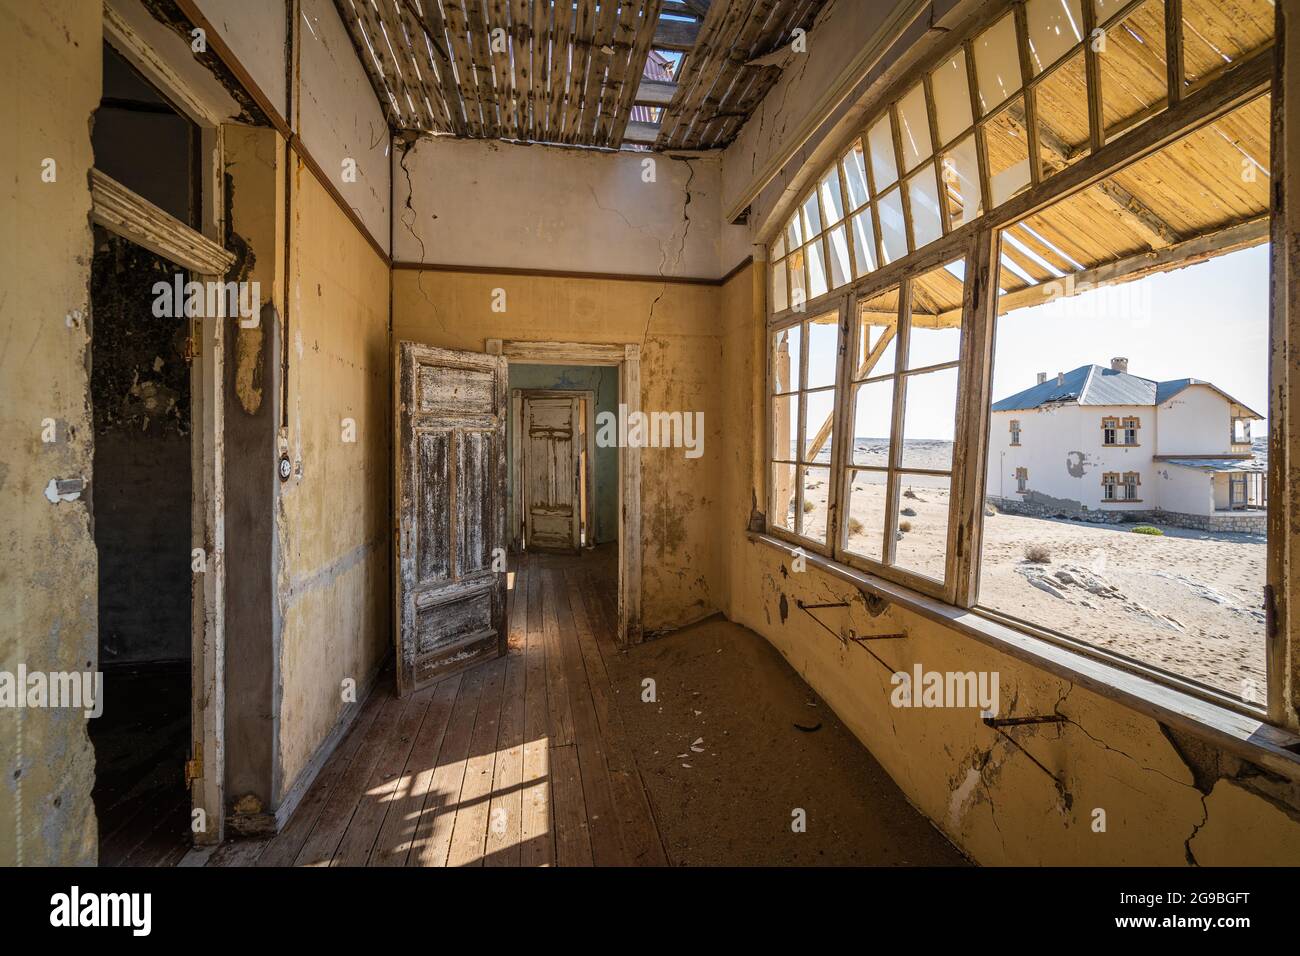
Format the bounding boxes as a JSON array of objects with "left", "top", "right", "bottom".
[{"left": 185, "top": 753, "right": 203, "bottom": 787}]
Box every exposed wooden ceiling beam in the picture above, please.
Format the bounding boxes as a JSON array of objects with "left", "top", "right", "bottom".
[{"left": 623, "top": 120, "right": 662, "bottom": 144}]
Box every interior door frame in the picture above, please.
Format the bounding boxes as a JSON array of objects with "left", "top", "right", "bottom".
[
  {"left": 488, "top": 339, "right": 643, "bottom": 645},
  {"left": 97, "top": 13, "right": 234, "bottom": 846},
  {"left": 513, "top": 388, "right": 597, "bottom": 552}
]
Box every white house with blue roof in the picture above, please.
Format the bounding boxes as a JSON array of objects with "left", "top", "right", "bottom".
[{"left": 987, "top": 358, "right": 1267, "bottom": 532}]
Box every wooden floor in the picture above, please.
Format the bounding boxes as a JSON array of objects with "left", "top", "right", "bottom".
[{"left": 205, "top": 547, "right": 667, "bottom": 867}]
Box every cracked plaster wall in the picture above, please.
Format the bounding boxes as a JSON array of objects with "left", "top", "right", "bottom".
[{"left": 716, "top": 263, "right": 1300, "bottom": 865}]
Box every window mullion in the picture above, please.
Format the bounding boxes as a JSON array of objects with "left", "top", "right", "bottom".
[
  {"left": 883, "top": 282, "right": 911, "bottom": 567},
  {"left": 949, "top": 226, "right": 999, "bottom": 608},
  {"left": 829, "top": 294, "right": 856, "bottom": 558}
]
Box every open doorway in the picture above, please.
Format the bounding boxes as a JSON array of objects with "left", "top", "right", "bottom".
[{"left": 86, "top": 38, "right": 225, "bottom": 864}]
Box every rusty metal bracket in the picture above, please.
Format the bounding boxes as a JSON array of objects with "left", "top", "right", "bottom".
[{"left": 796, "top": 600, "right": 849, "bottom": 641}]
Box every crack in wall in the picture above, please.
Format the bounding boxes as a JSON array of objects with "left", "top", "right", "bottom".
[{"left": 398, "top": 138, "right": 443, "bottom": 329}]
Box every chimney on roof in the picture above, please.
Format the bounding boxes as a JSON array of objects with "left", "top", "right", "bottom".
[
  {"left": 1037, "top": 372, "right": 1047, "bottom": 385},
  {"left": 1111, "top": 356, "right": 1129, "bottom": 373},
  {"left": 1057, "top": 372, "right": 1064, "bottom": 386}
]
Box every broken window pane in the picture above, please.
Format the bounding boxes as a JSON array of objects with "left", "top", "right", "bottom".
[
  {"left": 789, "top": 247, "right": 807, "bottom": 308},
  {"left": 772, "top": 233, "right": 786, "bottom": 259},
  {"left": 844, "top": 469, "right": 889, "bottom": 561},
  {"left": 900, "top": 367, "right": 959, "bottom": 471},
  {"left": 1182, "top": 0, "right": 1274, "bottom": 86},
  {"left": 877, "top": 187, "right": 909, "bottom": 263},
  {"left": 786, "top": 212, "right": 803, "bottom": 249},
  {"left": 1098, "top": 0, "right": 1167, "bottom": 140},
  {"left": 941, "top": 133, "right": 983, "bottom": 227},
  {"left": 931, "top": 49, "right": 973, "bottom": 146},
  {"left": 897, "top": 83, "right": 933, "bottom": 172},
  {"left": 893, "top": 473, "right": 951, "bottom": 582},
  {"left": 842, "top": 141, "right": 870, "bottom": 210},
  {"left": 909, "top": 260, "right": 965, "bottom": 369},
  {"left": 1026, "top": 0, "right": 1084, "bottom": 76},
  {"left": 1034, "top": 49, "right": 1090, "bottom": 175},
  {"left": 770, "top": 462, "right": 797, "bottom": 531},
  {"left": 867, "top": 113, "right": 899, "bottom": 192},
  {"left": 801, "top": 190, "right": 823, "bottom": 238},
  {"left": 906, "top": 167, "right": 944, "bottom": 249},
  {"left": 771, "top": 323, "right": 800, "bottom": 393},
  {"left": 819, "top": 168, "right": 845, "bottom": 225},
  {"left": 803, "top": 388, "right": 835, "bottom": 462},
  {"left": 827, "top": 225, "right": 851, "bottom": 289},
  {"left": 856, "top": 287, "right": 900, "bottom": 378},
  {"left": 850, "top": 381, "right": 894, "bottom": 466},
  {"left": 773, "top": 259, "right": 789, "bottom": 313},
  {"left": 806, "top": 239, "right": 829, "bottom": 299},
  {"left": 806, "top": 314, "right": 839, "bottom": 388},
  {"left": 799, "top": 465, "right": 832, "bottom": 543},
  {"left": 851, "top": 208, "right": 878, "bottom": 277},
  {"left": 771, "top": 393, "right": 799, "bottom": 459},
  {"left": 973, "top": 12, "right": 1024, "bottom": 114},
  {"left": 982, "top": 97, "right": 1032, "bottom": 206}
]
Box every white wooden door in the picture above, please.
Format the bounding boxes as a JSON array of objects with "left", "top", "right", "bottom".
[
  {"left": 394, "top": 342, "right": 508, "bottom": 696},
  {"left": 523, "top": 395, "right": 580, "bottom": 552}
]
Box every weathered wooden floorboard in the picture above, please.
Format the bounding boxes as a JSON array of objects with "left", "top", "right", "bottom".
[
  {"left": 541, "top": 568, "right": 577, "bottom": 746},
  {"left": 407, "top": 664, "right": 486, "bottom": 866},
  {"left": 368, "top": 674, "right": 463, "bottom": 866},
  {"left": 447, "top": 655, "right": 508, "bottom": 866},
  {"left": 520, "top": 556, "right": 556, "bottom": 866},
  {"left": 484, "top": 563, "right": 528, "bottom": 866},
  {"left": 255, "top": 680, "right": 388, "bottom": 867},
  {"left": 553, "top": 569, "right": 625, "bottom": 866},
  {"left": 568, "top": 567, "right": 668, "bottom": 866},
  {"left": 330, "top": 684, "right": 436, "bottom": 867}
]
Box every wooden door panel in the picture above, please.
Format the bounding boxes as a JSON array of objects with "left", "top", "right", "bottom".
[
  {"left": 523, "top": 396, "right": 579, "bottom": 551},
  {"left": 395, "top": 343, "right": 507, "bottom": 696}
]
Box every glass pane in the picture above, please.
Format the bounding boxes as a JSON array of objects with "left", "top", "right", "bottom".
[
  {"left": 1034, "top": 50, "right": 1090, "bottom": 175},
  {"left": 941, "top": 134, "right": 983, "bottom": 227},
  {"left": 799, "top": 465, "right": 832, "bottom": 543},
  {"left": 893, "top": 472, "right": 951, "bottom": 582},
  {"left": 827, "top": 225, "right": 851, "bottom": 289},
  {"left": 786, "top": 212, "right": 803, "bottom": 249},
  {"left": 906, "top": 167, "right": 943, "bottom": 249},
  {"left": 850, "top": 208, "right": 878, "bottom": 277},
  {"left": 973, "top": 13, "right": 1023, "bottom": 114},
  {"left": 789, "top": 247, "right": 807, "bottom": 309},
  {"left": 806, "top": 315, "right": 838, "bottom": 389},
  {"left": 806, "top": 239, "right": 828, "bottom": 299},
  {"left": 897, "top": 83, "right": 933, "bottom": 172},
  {"left": 856, "top": 287, "right": 900, "bottom": 379},
  {"left": 842, "top": 141, "right": 869, "bottom": 210},
  {"left": 1098, "top": 0, "right": 1167, "bottom": 140},
  {"left": 770, "top": 462, "right": 797, "bottom": 531},
  {"left": 1026, "top": 0, "right": 1084, "bottom": 76},
  {"left": 771, "top": 393, "right": 799, "bottom": 460},
  {"left": 771, "top": 323, "right": 801, "bottom": 393},
  {"left": 900, "top": 366, "right": 959, "bottom": 470},
  {"left": 866, "top": 113, "right": 898, "bottom": 191},
  {"left": 1092, "top": 0, "right": 1129, "bottom": 27},
  {"left": 772, "top": 234, "right": 786, "bottom": 259},
  {"left": 931, "top": 49, "right": 973, "bottom": 145},
  {"left": 844, "top": 469, "right": 888, "bottom": 561},
  {"left": 851, "top": 380, "right": 894, "bottom": 467},
  {"left": 819, "top": 168, "right": 845, "bottom": 224},
  {"left": 983, "top": 97, "right": 1032, "bottom": 206},
  {"left": 801, "top": 190, "right": 823, "bottom": 238},
  {"left": 772, "top": 259, "right": 788, "bottom": 313},
  {"left": 877, "top": 188, "right": 908, "bottom": 264},
  {"left": 803, "top": 389, "right": 835, "bottom": 463}
]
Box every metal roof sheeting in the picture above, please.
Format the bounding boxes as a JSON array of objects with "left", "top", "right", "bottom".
[{"left": 992, "top": 364, "right": 1264, "bottom": 417}]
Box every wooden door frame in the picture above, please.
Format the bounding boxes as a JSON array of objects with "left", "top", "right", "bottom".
[
  {"left": 487, "top": 339, "right": 643, "bottom": 645},
  {"left": 512, "top": 388, "right": 597, "bottom": 552},
  {"left": 95, "top": 14, "right": 236, "bottom": 845}
]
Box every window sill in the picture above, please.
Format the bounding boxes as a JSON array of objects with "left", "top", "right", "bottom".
[{"left": 747, "top": 530, "right": 1300, "bottom": 780}]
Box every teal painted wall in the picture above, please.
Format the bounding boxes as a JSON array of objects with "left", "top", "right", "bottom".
[{"left": 508, "top": 364, "right": 619, "bottom": 545}]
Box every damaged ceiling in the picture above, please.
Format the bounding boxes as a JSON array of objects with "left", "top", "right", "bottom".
[{"left": 334, "top": 0, "right": 825, "bottom": 150}]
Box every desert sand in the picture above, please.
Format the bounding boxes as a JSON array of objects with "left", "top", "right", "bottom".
[{"left": 788, "top": 458, "right": 1266, "bottom": 701}]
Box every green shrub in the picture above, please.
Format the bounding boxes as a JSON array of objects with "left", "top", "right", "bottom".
[{"left": 1131, "top": 525, "right": 1164, "bottom": 536}]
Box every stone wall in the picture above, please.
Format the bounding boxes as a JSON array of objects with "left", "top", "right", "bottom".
[{"left": 987, "top": 496, "right": 1267, "bottom": 535}]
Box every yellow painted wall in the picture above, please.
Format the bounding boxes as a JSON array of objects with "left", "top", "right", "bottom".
[
  {"left": 0, "top": 0, "right": 102, "bottom": 866},
  {"left": 275, "top": 157, "right": 391, "bottom": 796},
  {"left": 392, "top": 270, "right": 725, "bottom": 633},
  {"left": 717, "top": 263, "right": 1300, "bottom": 865}
]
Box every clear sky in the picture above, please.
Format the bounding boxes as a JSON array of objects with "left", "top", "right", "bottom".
[{"left": 833, "top": 243, "right": 1270, "bottom": 441}]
